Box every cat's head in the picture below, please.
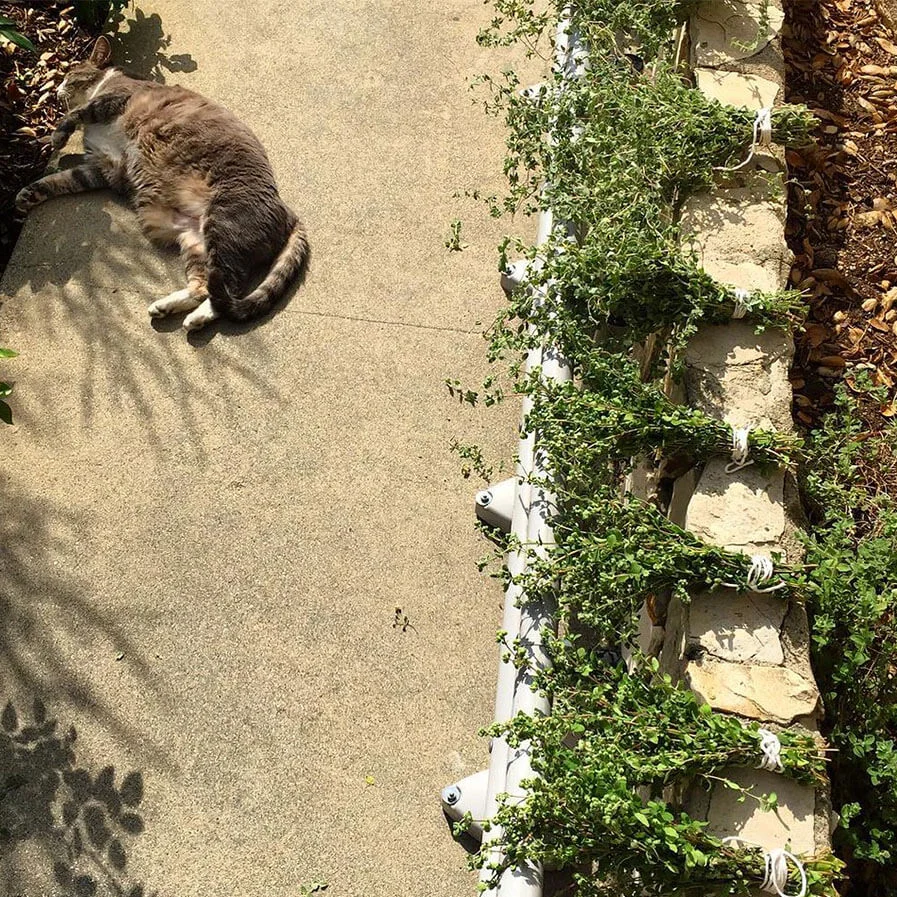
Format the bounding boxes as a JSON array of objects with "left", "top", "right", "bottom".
[{"left": 57, "top": 37, "right": 114, "bottom": 107}]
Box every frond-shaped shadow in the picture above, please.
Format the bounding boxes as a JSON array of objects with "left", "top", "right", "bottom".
[
  {"left": 0, "top": 479, "right": 170, "bottom": 769},
  {"left": 2, "top": 185, "right": 287, "bottom": 461}
]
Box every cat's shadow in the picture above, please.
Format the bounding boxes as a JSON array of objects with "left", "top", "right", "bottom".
[{"left": 176, "top": 263, "right": 310, "bottom": 346}]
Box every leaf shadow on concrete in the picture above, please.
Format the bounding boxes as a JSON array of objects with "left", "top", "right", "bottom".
[
  {"left": 0, "top": 695, "right": 155, "bottom": 897},
  {"left": 109, "top": 6, "right": 198, "bottom": 82},
  {"left": 0, "top": 478, "right": 170, "bottom": 771},
  {"left": 3, "top": 189, "right": 287, "bottom": 461}
]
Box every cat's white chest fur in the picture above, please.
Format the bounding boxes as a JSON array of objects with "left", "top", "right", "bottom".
[{"left": 84, "top": 121, "right": 127, "bottom": 164}]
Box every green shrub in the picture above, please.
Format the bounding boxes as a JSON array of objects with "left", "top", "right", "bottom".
[{"left": 799, "top": 382, "right": 897, "bottom": 876}]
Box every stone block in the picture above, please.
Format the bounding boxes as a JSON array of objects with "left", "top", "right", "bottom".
[
  {"left": 706, "top": 767, "right": 817, "bottom": 855},
  {"left": 668, "top": 466, "right": 699, "bottom": 529},
  {"left": 682, "top": 188, "right": 790, "bottom": 293},
  {"left": 695, "top": 68, "right": 782, "bottom": 109},
  {"left": 686, "top": 659, "right": 820, "bottom": 724},
  {"left": 685, "top": 459, "right": 786, "bottom": 550},
  {"left": 685, "top": 322, "right": 794, "bottom": 433},
  {"left": 689, "top": 588, "right": 786, "bottom": 665},
  {"left": 660, "top": 595, "right": 688, "bottom": 679},
  {"left": 693, "top": 0, "right": 784, "bottom": 67}
]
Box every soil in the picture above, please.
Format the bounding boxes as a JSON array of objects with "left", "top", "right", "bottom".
[
  {"left": 784, "top": 2, "right": 897, "bottom": 892},
  {"left": 785, "top": 0, "right": 897, "bottom": 492},
  {"left": 0, "top": 2, "right": 97, "bottom": 275}
]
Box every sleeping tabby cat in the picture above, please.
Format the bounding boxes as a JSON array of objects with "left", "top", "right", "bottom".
[{"left": 15, "top": 36, "right": 309, "bottom": 332}]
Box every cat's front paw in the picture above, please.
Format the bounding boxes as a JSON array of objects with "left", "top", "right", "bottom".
[
  {"left": 15, "top": 185, "right": 40, "bottom": 214},
  {"left": 48, "top": 127, "right": 71, "bottom": 151}
]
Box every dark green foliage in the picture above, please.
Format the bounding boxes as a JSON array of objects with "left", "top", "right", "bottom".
[
  {"left": 0, "top": 347, "right": 16, "bottom": 425},
  {"left": 462, "top": 1, "right": 842, "bottom": 894},
  {"left": 0, "top": 17, "right": 36, "bottom": 52},
  {"left": 478, "top": 0, "right": 700, "bottom": 56},
  {"left": 477, "top": 27, "right": 812, "bottom": 359},
  {"left": 71, "top": 1, "right": 130, "bottom": 31},
  {"left": 520, "top": 486, "right": 791, "bottom": 645},
  {"left": 528, "top": 350, "right": 801, "bottom": 481},
  {"left": 481, "top": 658, "right": 834, "bottom": 896},
  {"left": 797, "top": 382, "right": 897, "bottom": 873}
]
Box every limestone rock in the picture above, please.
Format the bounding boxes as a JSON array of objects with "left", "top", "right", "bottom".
[
  {"left": 686, "top": 659, "right": 820, "bottom": 724},
  {"left": 688, "top": 588, "right": 786, "bottom": 664},
  {"left": 705, "top": 768, "right": 817, "bottom": 855},
  {"left": 685, "top": 323, "right": 794, "bottom": 433},
  {"left": 682, "top": 189, "right": 790, "bottom": 292},
  {"left": 685, "top": 459, "right": 786, "bottom": 549},
  {"left": 695, "top": 68, "right": 782, "bottom": 108},
  {"left": 693, "top": 0, "right": 784, "bottom": 67}
]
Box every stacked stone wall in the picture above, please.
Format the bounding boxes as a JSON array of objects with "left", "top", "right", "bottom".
[{"left": 662, "top": 0, "right": 832, "bottom": 860}]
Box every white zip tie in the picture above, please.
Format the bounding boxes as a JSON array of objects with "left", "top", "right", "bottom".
[
  {"left": 732, "top": 287, "right": 751, "bottom": 319},
  {"left": 746, "top": 555, "right": 787, "bottom": 593},
  {"left": 723, "top": 838, "right": 808, "bottom": 897},
  {"left": 757, "top": 728, "right": 784, "bottom": 773},
  {"left": 726, "top": 425, "right": 754, "bottom": 473},
  {"left": 757, "top": 107, "right": 774, "bottom": 146},
  {"left": 723, "top": 839, "right": 806, "bottom": 897},
  {"left": 723, "top": 554, "right": 787, "bottom": 594},
  {"left": 715, "top": 107, "right": 774, "bottom": 173}
]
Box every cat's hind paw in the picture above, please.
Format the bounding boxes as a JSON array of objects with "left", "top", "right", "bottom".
[
  {"left": 15, "top": 185, "right": 40, "bottom": 214},
  {"left": 148, "top": 288, "right": 200, "bottom": 318},
  {"left": 183, "top": 299, "right": 220, "bottom": 331}
]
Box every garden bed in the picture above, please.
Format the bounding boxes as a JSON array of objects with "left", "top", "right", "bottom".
[
  {"left": 454, "top": 1, "right": 897, "bottom": 896},
  {"left": 785, "top": 0, "right": 897, "bottom": 892},
  {"left": 786, "top": 0, "right": 897, "bottom": 467},
  {"left": 0, "top": 3, "right": 101, "bottom": 275}
]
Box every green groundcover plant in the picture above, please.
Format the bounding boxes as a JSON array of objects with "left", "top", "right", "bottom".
[
  {"left": 475, "top": 10, "right": 812, "bottom": 362},
  {"left": 456, "top": 0, "right": 853, "bottom": 894},
  {"left": 474, "top": 658, "right": 836, "bottom": 896},
  {"left": 798, "top": 381, "right": 897, "bottom": 879}
]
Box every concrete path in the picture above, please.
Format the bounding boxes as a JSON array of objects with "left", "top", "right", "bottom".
[{"left": 0, "top": 3, "right": 519, "bottom": 895}]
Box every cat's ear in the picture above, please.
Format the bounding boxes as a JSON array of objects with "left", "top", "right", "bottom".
[{"left": 89, "top": 36, "right": 114, "bottom": 69}]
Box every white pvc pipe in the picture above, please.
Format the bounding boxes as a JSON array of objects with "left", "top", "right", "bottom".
[
  {"left": 480, "top": 9, "right": 584, "bottom": 897},
  {"left": 477, "top": 12, "right": 582, "bottom": 896},
  {"left": 477, "top": 336, "right": 542, "bottom": 888}
]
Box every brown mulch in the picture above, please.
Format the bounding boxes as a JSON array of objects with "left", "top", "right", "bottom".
[
  {"left": 0, "top": 2, "right": 97, "bottom": 273},
  {"left": 784, "top": 0, "right": 897, "bottom": 449}
]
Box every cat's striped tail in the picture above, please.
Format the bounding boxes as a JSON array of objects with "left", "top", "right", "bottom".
[{"left": 215, "top": 219, "right": 310, "bottom": 322}]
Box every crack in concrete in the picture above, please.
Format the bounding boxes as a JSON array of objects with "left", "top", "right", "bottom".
[{"left": 294, "top": 307, "right": 480, "bottom": 335}]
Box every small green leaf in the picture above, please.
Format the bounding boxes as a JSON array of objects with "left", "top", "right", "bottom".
[{"left": 0, "top": 26, "right": 36, "bottom": 52}]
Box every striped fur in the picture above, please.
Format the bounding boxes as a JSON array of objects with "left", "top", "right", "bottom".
[
  {"left": 16, "top": 163, "right": 109, "bottom": 212},
  {"left": 15, "top": 36, "right": 309, "bottom": 331}
]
